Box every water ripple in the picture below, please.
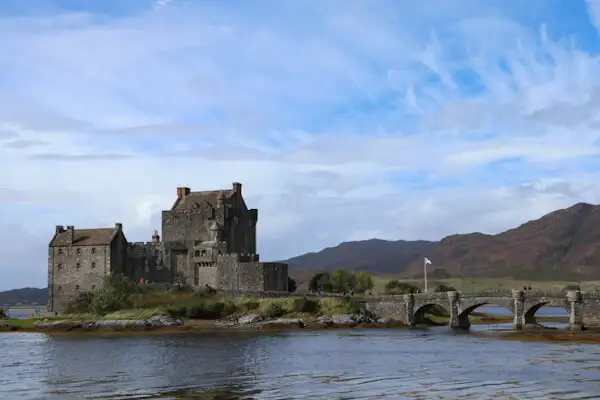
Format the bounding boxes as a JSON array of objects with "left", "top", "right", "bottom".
[{"left": 1, "top": 328, "right": 600, "bottom": 399}]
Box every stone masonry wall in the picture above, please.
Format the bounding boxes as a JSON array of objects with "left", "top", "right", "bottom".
[
  {"left": 216, "top": 255, "right": 263, "bottom": 292},
  {"left": 583, "top": 293, "right": 600, "bottom": 327},
  {"left": 196, "top": 264, "right": 218, "bottom": 288},
  {"left": 262, "top": 262, "right": 288, "bottom": 292},
  {"left": 48, "top": 244, "right": 111, "bottom": 312}
]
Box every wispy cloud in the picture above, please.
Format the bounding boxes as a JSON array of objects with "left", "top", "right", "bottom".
[{"left": 1, "top": 0, "right": 600, "bottom": 289}]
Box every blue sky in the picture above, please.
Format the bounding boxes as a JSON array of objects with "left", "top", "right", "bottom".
[{"left": 2, "top": 0, "right": 600, "bottom": 289}]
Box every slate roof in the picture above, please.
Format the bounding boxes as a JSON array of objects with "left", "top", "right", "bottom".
[
  {"left": 171, "top": 189, "right": 233, "bottom": 211},
  {"left": 51, "top": 228, "right": 116, "bottom": 247}
]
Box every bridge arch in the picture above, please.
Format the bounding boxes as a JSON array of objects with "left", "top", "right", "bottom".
[
  {"left": 523, "top": 301, "right": 569, "bottom": 326},
  {"left": 456, "top": 301, "right": 514, "bottom": 329},
  {"left": 413, "top": 303, "right": 450, "bottom": 325}
]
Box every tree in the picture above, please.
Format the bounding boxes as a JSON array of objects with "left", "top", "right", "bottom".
[
  {"left": 384, "top": 280, "right": 419, "bottom": 294},
  {"left": 353, "top": 271, "right": 374, "bottom": 293},
  {"left": 433, "top": 283, "right": 456, "bottom": 292},
  {"left": 0, "top": 308, "right": 5, "bottom": 319},
  {"left": 331, "top": 268, "right": 355, "bottom": 293},
  {"left": 308, "top": 272, "right": 332, "bottom": 292},
  {"left": 90, "top": 273, "right": 136, "bottom": 315},
  {"left": 287, "top": 277, "right": 297, "bottom": 293}
]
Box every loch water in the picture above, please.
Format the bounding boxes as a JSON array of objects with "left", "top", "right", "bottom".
[{"left": 1, "top": 307, "right": 599, "bottom": 400}]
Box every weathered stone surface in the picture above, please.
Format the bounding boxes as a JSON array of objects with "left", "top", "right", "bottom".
[
  {"left": 257, "top": 318, "right": 305, "bottom": 329},
  {"left": 48, "top": 183, "right": 290, "bottom": 313},
  {"left": 35, "top": 320, "right": 83, "bottom": 331},
  {"left": 238, "top": 314, "right": 263, "bottom": 325},
  {"left": 362, "top": 290, "right": 600, "bottom": 331}
]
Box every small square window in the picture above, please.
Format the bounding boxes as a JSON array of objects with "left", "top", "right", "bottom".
[
  {"left": 76, "top": 263, "right": 81, "bottom": 269},
  {"left": 92, "top": 247, "right": 96, "bottom": 253},
  {"left": 76, "top": 285, "right": 80, "bottom": 291},
  {"left": 91, "top": 262, "right": 96, "bottom": 269},
  {"left": 58, "top": 249, "right": 63, "bottom": 255},
  {"left": 57, "top": 263, "right": 62, "bottom": 270},
  {"left": 194, "top": 250, "right": 200, "bottom": 257},
  {"left": 76, "top": 248, "right": 81, "bottom": 254}
]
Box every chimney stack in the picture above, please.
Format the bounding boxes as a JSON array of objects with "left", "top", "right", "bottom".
[
  {"left": 115, "top": 223, "right": 123, "bottom": 231},
  {"left": 66, "top": 225, "right": 74, "bottom": 244},
  {"left": 177, "top": 187, "right": 191, "bottom": 198},
  {"left": 232, "top": 182, "right": 242, "bottom": 194},
  {"left": 55, "top": 225, "right": 65, "bottom": 234}
]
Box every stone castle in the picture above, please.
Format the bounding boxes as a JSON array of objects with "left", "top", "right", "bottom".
[{"left": 47, "top": 182, "right": 289, "bottom": 312}]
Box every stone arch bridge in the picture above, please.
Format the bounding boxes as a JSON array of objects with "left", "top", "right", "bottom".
[{"left": 361, "top": 290, "right": 600, "bottom": 331}]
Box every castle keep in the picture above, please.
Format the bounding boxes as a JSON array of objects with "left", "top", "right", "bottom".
[{"left": 47, "top": 183, "right": 289, "bottom": 311}]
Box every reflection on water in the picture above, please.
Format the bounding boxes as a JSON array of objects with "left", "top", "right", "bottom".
[{"left": 1, "top": 326, "right": 599, "bottom": 400}]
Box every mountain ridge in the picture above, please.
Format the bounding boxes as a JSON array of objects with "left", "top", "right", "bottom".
[{"left": 283, "top": 202, "right": 600, "bottom": 280}]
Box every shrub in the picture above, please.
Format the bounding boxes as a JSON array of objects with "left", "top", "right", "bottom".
[
  {"left": 433, "top": 283, "right": 456, "bottom": 292},
  {"left": 290, "top": 297, "right": 319, "bottom": 313},
  {"left": 67, "top": 291, "right": 95, "bottom": 314},
  {"left": 239, "top": 298, "right": 260, "bottom": 312},
  {"left": 288, "top": 277, "right": 297, "bottom": 293},
  {"left": 166, "top": 306, "right": 187, "bottom": 318},
  {"left": 385, "top": 280, "right": 419, "bottom": 294},
  {"left": 308, "top": 273, "right": 331, "bottom": 292},
  {"left": 262, "top": 302, "right": 284, "bottom": 319},
  {"left": 0, "top": 308, "right": 5, "bottom": 319},
  {"left": 90, "top": 273, "right": 136, "bottom": 315},
  {"left": 186, "top": 302, "right": 225, "bottom": 319}
]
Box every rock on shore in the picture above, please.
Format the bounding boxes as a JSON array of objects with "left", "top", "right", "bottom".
[{"left": 34, "top": 316, "right": 184, "bottom": 332}]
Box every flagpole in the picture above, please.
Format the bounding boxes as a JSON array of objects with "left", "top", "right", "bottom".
[{"left": 424, "top": 257, "right": 428, "bottom": 293}]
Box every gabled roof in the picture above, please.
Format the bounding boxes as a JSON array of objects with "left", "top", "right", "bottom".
[
  {"left": 51, "top": 228, "right": 116, "bottom": 247},
  {"left": 171, "top": 190, "right": 233, "bottom": 211}
]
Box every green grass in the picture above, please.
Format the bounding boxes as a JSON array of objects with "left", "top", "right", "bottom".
[{"left": 3, "top": 319, "right": 36, "bottom": 329}]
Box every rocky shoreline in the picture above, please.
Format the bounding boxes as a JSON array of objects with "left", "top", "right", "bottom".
[{"left": 0, "top": 313, "right": 406, "bottom": 333}]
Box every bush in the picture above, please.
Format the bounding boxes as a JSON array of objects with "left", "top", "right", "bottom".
[
  {"left": 385, "top": 280, "right": 420, "bottom": 294},
  {"left": 90, "top": 273, "right": 136, "bottom": 315},
  {"left": 288, "top": 277, "right": 297, "bottom": 293},
  {"left": 308, "top": 272, "right": 331, "bottom": 292},
  {"left": 0, "top": 308, "right": 5, "bottom": 319},
  {"left": 262, "top": 302, "right": 284, "bottom": 319},
  {"left": 166, "top": 306, "right": 187, "bottom": 318},
  {"left": 186, "top": 302, "right": 225, "bottom": 319},
  {"left": 239, "top": 298, "right": 260, "bottom": 312},
  {"left": 433, "top": 283, "right": 456, "bottom": 292},
  {"left": 290, "top": 297, "right": 319, "bottom": 313},
  {"left": 67, "top": 291, "right": 95, "bottom": 314}
]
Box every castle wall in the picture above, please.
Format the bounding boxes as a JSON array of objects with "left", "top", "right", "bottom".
[
  {"left": 262, "top": 262, "right": 289, "bottom": 292},
  {"left": 127, "top": 242, "right": 172, "bottom": 284},
  {"left": 196, "top": 264, "right": 218, "bottom": 288},
  {"left": 162, "top": 210, "right": 214, "bottom": 244},
  {"left": 216, "top": 255, "right": 264, "bottom": 292},
  {"left": 48, "top": 244, "right": 111, "bottom": 312}
]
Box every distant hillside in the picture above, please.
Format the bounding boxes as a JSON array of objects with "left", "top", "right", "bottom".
[
  {"left": 283, "top": 239, "right": 436, "bottom": 275},
  {"left": 282, "top": 203, "right": 600, "bottom": 280},
  {"left": 0, "top": 287, "right": 47, "bottom": 306}
]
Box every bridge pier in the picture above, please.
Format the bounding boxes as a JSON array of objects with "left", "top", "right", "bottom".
[
  {"left": 512, "top": 289, "right": 525, "bottom": 330},
  {"left": 567, "top": 290, "right": 584, "bottom": 332},
  {"left": 403, "top": 294, "right": 415, "bottom": 326},
  {"left": 448, "top": 291, "right": 470, "bottom": 329}
]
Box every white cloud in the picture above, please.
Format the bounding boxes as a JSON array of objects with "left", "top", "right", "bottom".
[{"left": 1, "top": 1, "right": 600, "bottom": 289}]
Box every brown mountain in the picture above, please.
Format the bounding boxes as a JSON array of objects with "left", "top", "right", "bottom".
[{"left": 284, "top": 202, "right": 600, "bottom": 280}]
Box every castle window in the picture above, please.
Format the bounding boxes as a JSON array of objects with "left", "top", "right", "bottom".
[
  {"left": 76, "top": 263, "right": 81, "bottom": 269},
  {"left": 57, "top": 263, "right": 62, "bottom": 270},
  {"left": 91, "top": 262, "right": 96, "bottom": 269},
  {"left": 92, "top": 247, "right": 96, "bottom": 254},
  {"left": 58, "top": 248, "right": 63, "bottom": 255},
  {"left": 76, "top": 248, "right": 81, "bottom": 254},
  {"left": 57, "top": 285, "right": 63, "bottom": 294},
  {"left": 76, "top": 285, "right": 80, "bottom": 291},
  {"left": 201, "top": 249, "right": 207, "bottom": 256},
  {"left": 194, "top": 250, "right": 200, "bottom": 257}
]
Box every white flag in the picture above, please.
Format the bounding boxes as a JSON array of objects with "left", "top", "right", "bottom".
[{"left": 424, "top": 257, "right": 432, "bottom": 265}]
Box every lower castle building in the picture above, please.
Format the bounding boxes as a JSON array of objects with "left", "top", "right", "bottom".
[{"left": 47, "top": 182, "right": 289, "bottom": 312}]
